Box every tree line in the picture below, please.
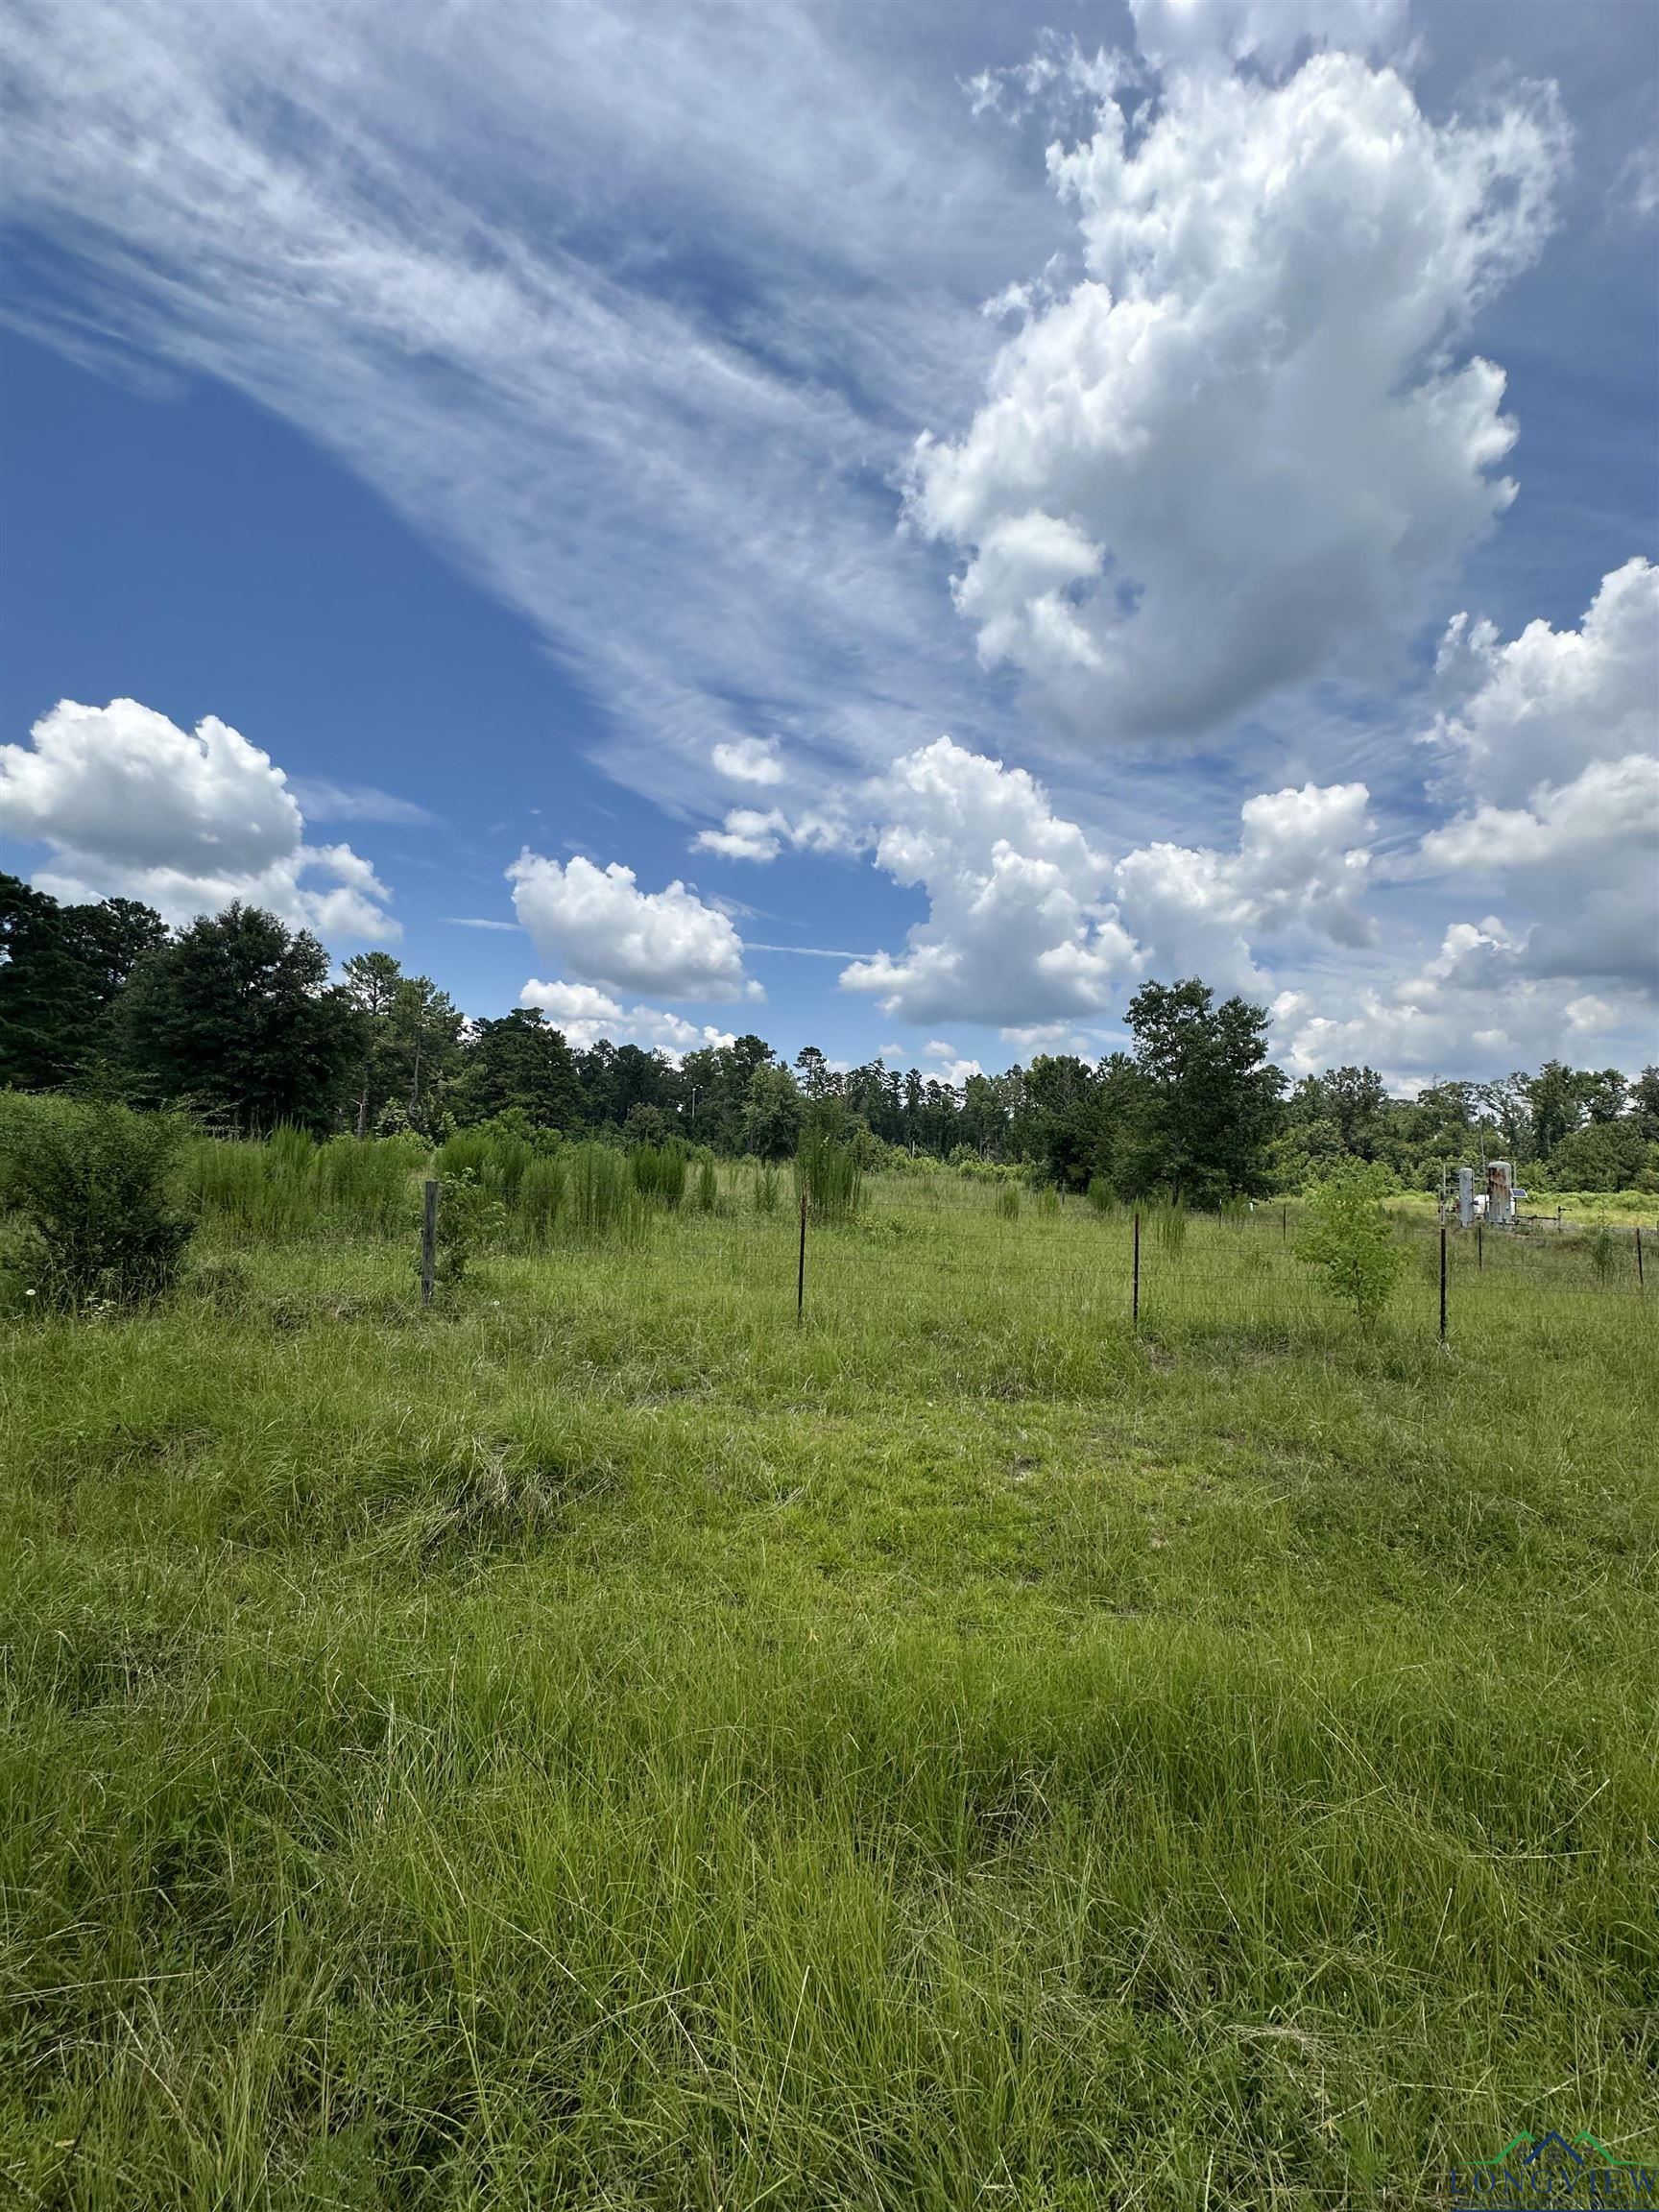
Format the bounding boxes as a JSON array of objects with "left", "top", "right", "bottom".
[{"left": 4, "top": 874, "right": 1656, "bottom": 1196}]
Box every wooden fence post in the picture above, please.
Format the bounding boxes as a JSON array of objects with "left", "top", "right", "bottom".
[
  {"left": 1132, "top": 1209, "right": 1141, "bottom": 1327},
  {"left": 797, "top": 1191, "right": 807, "bottom": 1323},
  {"left": 421, "top": 1178, "right": 439, "bottom": 1309},
  {"left": 1281, "top": 1205, "right": 1287, "bottom": 1242},
  {"left": 1637, "top": 1226, "right": 1646, "bottom": 1289}
]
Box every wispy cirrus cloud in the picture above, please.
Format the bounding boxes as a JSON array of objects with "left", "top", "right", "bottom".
[{"left": 1, "top": 2, "right": 1056, "bottom": 816}]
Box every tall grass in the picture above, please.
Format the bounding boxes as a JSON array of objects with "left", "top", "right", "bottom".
[
  {"left": 564, "top": 1141, "right": 646, "bottom": 1243},
  {"left": 185, "top": 1126, "right": 321, "bottom": 1238},
  {"left": 314, "top": 1134, "right": 424, "bottom": 1235},
  {"left": 796, "top": 1132, "right": 863, "bottom": 1223},
  {"left": 435, "top": 1127, "right": 533, "bottom": 1204},
  {"left": 1, "top": 1183, "right": 1653, "bottom": 2205},
  {"left": 517, "top": 1154, "right": 565, "bottom": 1246},
  {"left": 1150, "top": 1194, "right": 1189, "bottom": 1253},
  {"left": 631, "top": 1141, "right": 688, "bottom": 1210}
]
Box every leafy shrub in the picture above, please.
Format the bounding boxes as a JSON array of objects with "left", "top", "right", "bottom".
[
  {"left": 1087, "top": 1176, "right": 1116, "bottom": 1216},
  {"left": 0, "top": 1095, "right": 195, "bottom": 1312},
  {"left": 996, "top": 1183, "right": 1021, "bottom": 1221},
  {"left": 1296, "top": 1162, "right": 1404, "bottom": 1324},
  {"left": 425, "top": 1170, "right": 505, "bottom": 1293}
]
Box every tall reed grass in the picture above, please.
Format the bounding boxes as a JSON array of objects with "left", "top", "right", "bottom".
[
  {"left": 630, "top": 1142, "right": 688, "bottom": 1210},
  {"left": 796, "top": 1133, "right": 864, "bottom": 1223},
  {"left": 564, "top": 1142, "right": 647, "bottom": 1244}
]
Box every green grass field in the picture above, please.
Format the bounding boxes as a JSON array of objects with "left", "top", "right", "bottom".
[{"left": 3, "top": 1176, "right": 1655, "bottom": 2208}]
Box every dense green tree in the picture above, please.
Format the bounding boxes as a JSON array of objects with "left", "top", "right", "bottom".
[
  {"left": 0, "top": 873, "right": 166, "bottom": 1090},
  {"left": 343, "top": 950, "right": 405, "bottom": 1137},
  {"left": 1114, "top": 979, "right": 1285, "bottom": 1205},
  {"left": 958, "top": 1072, "right": 1005, "bottom": 1158},
  {"left": 677, "top": 1034, "right": 774, "bottom": 1151},
  {"left": 458, "top": 1010, "right": 584, "bottom": 1131},
  {"left": 113, "top": 903, "right": 362, "bottom": 1134},
  {"left": 1022, "top": 1054, "right": 1104, "bottom": 1190},
  {"left": 1631, "top": 1068, "right": 1659, "bottom": 1143},
  {"left": 794, "top": 1046, "right": 836, "bottom": 1102},
  {"left": 1546, "top": 1118, "right": 1654, "bottom": 1192},
  {"left": 741, "top": 1063, "right": 805, "bottom": 1161},
  {"left": 383, "top": 975, "right": 465, "bottom": 1131},
  {"left": 577, "top": 1040, "right": 671, "bottom": 1130},
  {"left": 1477, "top": 1073, "right": 1533, "bottom": 1162},
  {"left": 1523, "top": 1060, "right": 1586, "bottom": 1161},
  {"left": 1579, "top": 1069, "right": 1628, "bottom": 1125},
  {"left": 621, "top": 1101, "right": 676, "bottom": 1148}
]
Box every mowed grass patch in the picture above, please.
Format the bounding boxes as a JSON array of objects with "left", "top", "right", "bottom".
[{"left": 1, "top": 1180, "right": 1655, "bottom": 2208}]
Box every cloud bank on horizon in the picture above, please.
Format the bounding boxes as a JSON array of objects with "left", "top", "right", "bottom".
[{"left": 0, "top": 0, "right": 1653, "bottom": 1084}]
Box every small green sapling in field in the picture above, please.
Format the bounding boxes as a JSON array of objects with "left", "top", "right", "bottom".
[{"left": 1295, "top": 1160, "right": 1404, "bottom": 1324}]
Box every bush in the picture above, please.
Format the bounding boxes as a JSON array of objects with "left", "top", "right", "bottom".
[
  {"left": 753, "top": 1163, "right": 781, "bottom": 1214},
  {"left": 425, "top": 1170, "right": 505, "bottom": 1293},
  {"left": 1086, "top": 1176, "right": 1116, "bottom": 1216},
  {"left": 1296, "top": 1162, "right": 1404, "bottom": 1324},
  {"left": 691, "top": 1156, "right": 719, "bottom": 1214},
  {"left": 997, "top": 1183, "right": 1021, "bottom": 1221},
  {"left": 0, "top": 1095, "right": 196, "bottom": 1312}
]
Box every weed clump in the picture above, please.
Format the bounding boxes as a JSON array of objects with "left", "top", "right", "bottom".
[
  {"left": 631, "top": 1142, "right": 688, "bottom": 1210},
  {"left": 796, "top": 1133, "right": 863, "bottom": 1223}
]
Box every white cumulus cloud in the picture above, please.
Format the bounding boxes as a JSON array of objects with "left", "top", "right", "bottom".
[
  {"left": 0, "top": 696, "right": 397, "bottom": 941},
  {"left": 710, "top": 737, "right": 785, "bottom": 786},
  {"left": 518, "top": 977, "right": 737, "bottom": 1056},
  {"left": 1418, "top": 559, "right": 1659, "bottom": 994},
  {"left": 1115, "top": 781, "right": 1375, "bottom": 994},
  {"left": 909, "top": 50, "right": 1566, "bottom": 739},
  {"left": 838, "top": 736, "right": 1140, "bottom": 1028},
  {"left": 508, "top": 851, "right": 760, "bottom": 1001}
]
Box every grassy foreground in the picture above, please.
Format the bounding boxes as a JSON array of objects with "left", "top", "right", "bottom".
[{"left": 2, "top": 1178, "right": 1655, "bottom": 2209}]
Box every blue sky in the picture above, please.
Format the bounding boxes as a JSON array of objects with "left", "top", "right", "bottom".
[{"left": 2, "top": 0, "right": 1655, "bottom": 1086}]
